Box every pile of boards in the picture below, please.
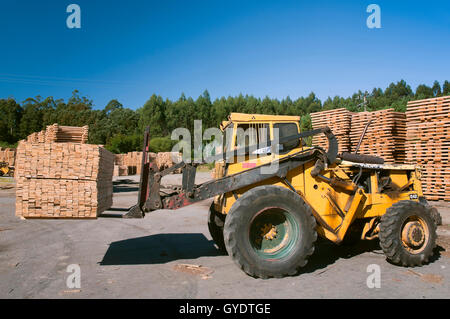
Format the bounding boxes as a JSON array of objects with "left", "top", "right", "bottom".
[
  {"left": 311, "top": 108, "right": 406, "bottom": 164},
  {"left": 349, "top": 109, "right": 406, "bottom": 164},
  {"left": 26, "top": 124, "right": 89, "bottom": 144},
  {"left": 311, "top": 109, "right": 352, "bottom": 154},
  {"left": 15, "top": 125, "right": 114, "bottom": 219},
  {"left": 405, "top": 96, "right": 450, "bottom": 201},
  {"left": 311, "top": 96, "right": 450, "bottom": 201},
  {"left": 114, "top": 152, "right": 143, "bottom": 176},
  {"left": 0, "top": 147, "right": 16, "bottom": 167},
  {"left": 113, "top": 152, "right": 182, "bottom": 176}
]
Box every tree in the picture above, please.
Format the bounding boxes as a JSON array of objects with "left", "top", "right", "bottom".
[
  {"left": 432, "top": 81, "right": 442, "bottom": 97},
  {"left": 0, "top": 98, "right": 22, "bottom": 143},
  {"left": 19, "top": 97, "right": 46, "bottom": 138},
  {"left": 415, "top": 84, "right": 434, "bottom": 99},
  {"left": 139, "top": 94, "right": 168, "bottom": 137},
  {"left": 104, "top": 99, "right": 123, "bottom": 114},
  {"left": 105, "top": 133, "right": 142, "bottom": 154},
  {"left": 149, "top": 137, "right": 176, "bottom": 153},
  {"left": 443, "top": 81, "right": 450, "bottom": 96},
  {"left": 2, "top": 80, "right": 450, "bottom": 148},
  {"left": 196, "top": 90, "right": 213, "bottom": 130}
]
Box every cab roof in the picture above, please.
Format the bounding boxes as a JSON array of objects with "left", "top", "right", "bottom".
[{"left": 221, "top": 113, "right": 300, "bottom": 130}]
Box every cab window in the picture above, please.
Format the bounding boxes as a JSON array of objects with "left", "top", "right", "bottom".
[
  {"left": 273, "top": 123, "right": 300, "bottom": 152},
  {"left": 235, "top": 123, "right": 270, "bottom": 149}
]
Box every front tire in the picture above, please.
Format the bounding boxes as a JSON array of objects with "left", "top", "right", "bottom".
[
  {"left": 379, "top": 200, "right": 437, "bottom": 266},
  {"left": 223, "top": 185, "right": 317, "bottom": 278},
  {"left": 207, "top": 203, "right": 226, "bottom": 252}
]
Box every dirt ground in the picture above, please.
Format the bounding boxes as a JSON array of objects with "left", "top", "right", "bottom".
[{"left": 0, "top": 174, "right": 449, "bottom": 299}]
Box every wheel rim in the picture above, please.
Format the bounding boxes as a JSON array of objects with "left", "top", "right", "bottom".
[
  {"left": 400, "top": 215, "right": 429, "bottom": 254},
  {"left": 249, "top": 207, "right": 299, "bottom": 259}
]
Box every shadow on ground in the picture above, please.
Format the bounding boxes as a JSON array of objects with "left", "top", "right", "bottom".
[
  {"left": 301, "top": 238, "right": 442, "bottom": 274},
  {"left": 299, "top": 238, "right": 383, "bottom": 274},
  {"left": 100, "top": 233, "right": 223, "bottom": 265},
  {"left": 113, "top": 179, "right": 139, "bottom": 193},
  {"left": 100, "top": 234, "right": 443, "bottom": 274}
]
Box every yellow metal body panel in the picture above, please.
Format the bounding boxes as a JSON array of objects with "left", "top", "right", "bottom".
[{"left": 214, "top": 113, "right": 423, "bottom": 244}]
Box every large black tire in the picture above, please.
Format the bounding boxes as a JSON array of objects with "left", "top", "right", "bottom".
[
  {"left": 429, "top": 207, "right": 443, "bottom": 227},
  {"left": 207, "top": 203, "right": 226, "bottom": 252},
  {"left": 379, "top": 200, "right": 437, "bottom": 267},
  {"left": 223, "top": 185, "right": 317, "bottom": 279},
  {"left": 419, "top": 197, "right": 442, "bottom": 226}
]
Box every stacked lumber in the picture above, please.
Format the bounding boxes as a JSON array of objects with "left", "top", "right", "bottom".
[
  {"left": 406, "top": 96, "right": 450, "bottom": 201},
  {"left": 155, "top": 152, "right": 182, "bottom": 172},
  {"left": 311, "top": 108, "right": 352, "bottom": 153},
  {"left": 113, "top": 152, "right": 181, "bottom": 176},
  {"left": 113, "top": 152, "right": 143, "bottom": 176},
  {"left": 25, "top": 124, "right": 89, "bottom": 144},
  {"left": 15, "top": 178, "right": 112, "bottom": 218},
  {"left": 15, "top": 143, "right": 113, "bottom": 181},
  {"left": 113, "top": 165, "right": 128, "bottom": 177},
  {"left": 15, "top": 128, "right": 114, "bottom": 218},
  {"left": 26, "top": 132, "right": 39, "bottom": 143},
  {"left": 0, "top": 147, "right": 16, "bottom": 166},
  {"left": 45, "top": 124, "right": 89, "bottom": 143},
  {"left": 349, "top": 109, "right": 406, "bottom": 164}
]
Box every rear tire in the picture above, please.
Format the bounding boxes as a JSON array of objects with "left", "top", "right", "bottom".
[
  {"left": 419, "top": 197, "right": 442, "bottom": 226},
  {"left": 379, "top": 200, "right": 437, "bottom": 267},
  {"left": 223, "top": 185, "right": 317, "bottom": 278}
]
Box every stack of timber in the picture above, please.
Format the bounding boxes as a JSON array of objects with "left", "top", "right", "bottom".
[
  {"left": 349, "top": 109, "right": 406, "bottom": 164},
  {"left": 311, "top": 108, "right": 352, "bottom": 153},
  {"left": 25, "top": 124, "right": 89, "bottom": 144},
  {"left": 113, "top": 152, "right": 181, "bottom": 176},
  {"left": 406, "top": 96, "right": 450, "bottom": 201},
  {"left": 44, "top": 124, "right": 89, "bottom": 144},
  {"left": 15, "top": 126, "right": 114, "bottom": 219},
  {"left": 0, "top": 147, "right": 16, "bottom": 167},
  {"left": 155, "top": 152, "right": 182, "bottom": 172},
  {"left": 113, "top": 152, "right": 144, "bottom": 176}
]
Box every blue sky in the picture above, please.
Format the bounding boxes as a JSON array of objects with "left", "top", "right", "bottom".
[{"left": 0, "top": 0, "right": 449, "bottom": 109}]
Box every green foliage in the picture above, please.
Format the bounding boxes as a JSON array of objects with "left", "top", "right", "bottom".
[
  {"left": 1, "top": 80, "right": 449, "bottom": 151},
  {"left": 105, "top": 133, "right": 142, "bottom": 154},
  {"left": 443, "top": 81, "right": 450, "bottom": 95},
  {"left": 0, "top": 98, "right": 22, "bottom": 143},
  {"left": 139, "top": 95, "right": 169, "bottom": 137},
  {"left": 149, "top": 137, "right": 176, "bottom": 153},
  {"left": 0, "top": 141, "right": 17, "bottom": 148}
]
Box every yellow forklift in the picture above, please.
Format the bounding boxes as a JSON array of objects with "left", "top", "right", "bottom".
[
  {"left": 0, "top": 162, "right": 14, "bottom": 177},
  {"left": 126, "top": 113, "right": 440, "bottom": 278}
]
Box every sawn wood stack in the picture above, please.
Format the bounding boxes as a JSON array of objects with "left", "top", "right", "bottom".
[
  {"left": 311, "top": 108, "right": 406, "bottom": 164},
  {"left": 349, "top": 109, "right": 406, "bottom": 164},
  {"left": 26, "top": 124, "right": 89, "bottom": 144},
  {"left": 406, "top": 96, "right": 450, "bottom": 201},
  {"left": 113, "top": 152, "right": 182, "bottom": 176},
  {"left": 311, "top": 108, "right": 352, "bottom": 154},
  {"left": 15, "top": 125, "right": 114, "bottom": 219}
]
